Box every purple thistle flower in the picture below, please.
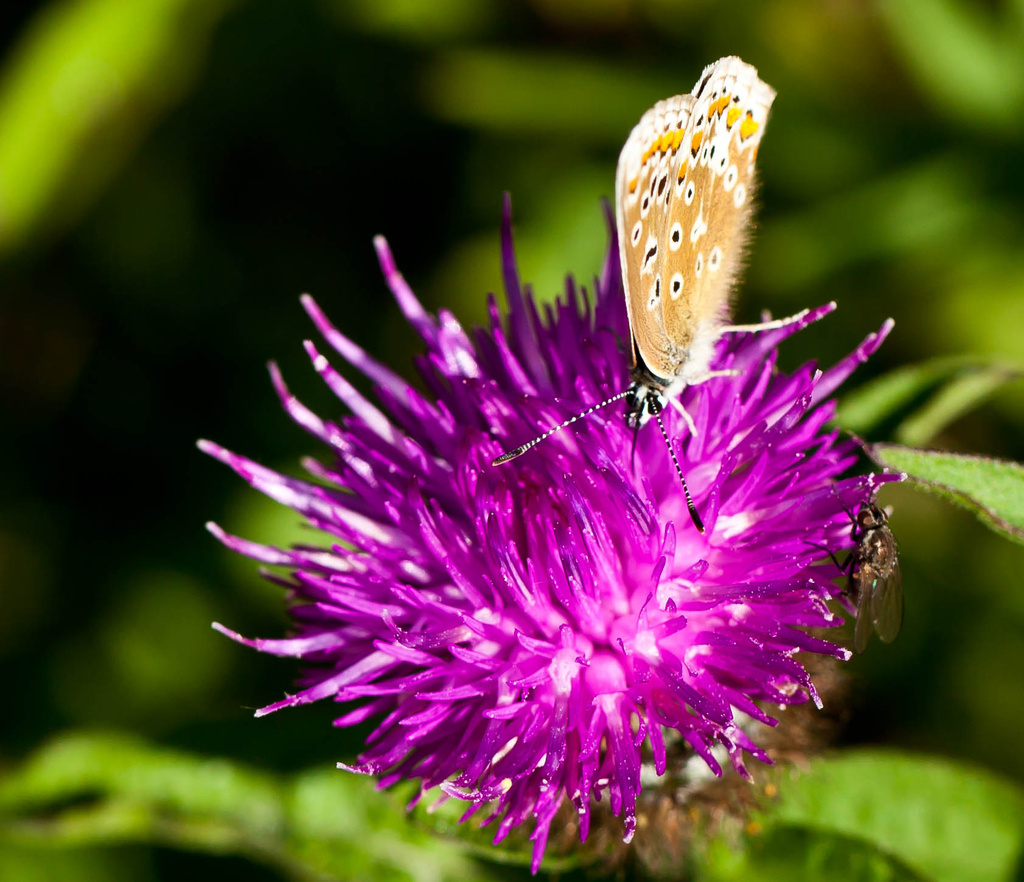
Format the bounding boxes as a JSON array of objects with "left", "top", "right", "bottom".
[{"left": 202, "top": 197, "right": 897, "bottom": 872}]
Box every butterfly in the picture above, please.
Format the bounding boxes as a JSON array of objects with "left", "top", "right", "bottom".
[{"left": 494, "top": 57, "right": 808, "bottom": 533}]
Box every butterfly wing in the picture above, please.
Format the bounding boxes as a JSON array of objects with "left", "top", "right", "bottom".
[
  {"left": 616, "top": 93, "right": 696, "bottom": 382},
  {"left": 615, "top": 57, "right": 776, "bottom": 383}
]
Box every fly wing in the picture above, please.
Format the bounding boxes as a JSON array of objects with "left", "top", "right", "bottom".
[
  {"left": 871, "top": 556, "right": 904, "bottom": 645},
  {"left": 853, "top": 583, "right": 873, "bottom": 654},
  {"left": 616, "top": 93, "right": 695, "bottom": 381}
]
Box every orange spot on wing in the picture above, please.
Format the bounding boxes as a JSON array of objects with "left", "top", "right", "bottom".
[
  {"left": 628, "top": 177, "right": 638, "bottom": 194},
  {"left": 641, "top": 138, "right": 659, "bottom": 164},
  {"left": 659, "top": 131, "right": 675, "bottom": 152},
  {"left": 690, "top": 131, "right": 703, "bottom": 156},
  {"left": 726, "top": 106, "right": 741, "bottom": 128},
  {"left": 677, "top": 159, "right": 688, "bottom": 180},
  {"left": 712, "top": 94, "right": 730, "bottom": 117},
  {"left": 671, "top": 130, "right": 684, "bottom": 152},
  {"left": 740, "top": 112, "right": 759, "bottom": 140}
]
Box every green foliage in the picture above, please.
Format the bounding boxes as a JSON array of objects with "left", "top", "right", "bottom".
[
  {"left": 3, "top": 0, "right": 1024, "bottom": 878},
  {"left": 756, "top": 752, "right": 1024, "bottom": 882},
  {"left": 836, "top": 356, "right": 1020, "bottom": 444},
  {"left": 878, "top": 0, "right": 1024, "bottom": 131},
  {"left": 0, "top": 732, "right": 489, "bottom": 882},
  {"left": 695, "top": 752, "right": 1024, "bottom": 882},
  {"left": 6, "top": 737, "right": 1024, "bottom": 882},
  {"left": 870, "top": 445, "right": 1024, "bottom": 544},
  {"left": 0, "top": 0, "right": 232, "bottom": 258}
]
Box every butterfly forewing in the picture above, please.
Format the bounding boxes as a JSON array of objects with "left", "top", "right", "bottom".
[
  {"left": 615, "top": 57, "right": 776, "bottom": 383},
  {"left": 616, "top": 93, "right": 696, "bottom": 380}
]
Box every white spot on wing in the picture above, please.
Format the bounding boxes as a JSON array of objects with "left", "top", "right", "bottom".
[
  {"left": 641, "top": 234, "right": 658, "bottom": 275},
  {"left": 723, "top": 164, "right": 738, "bottom": 192},
  {"left": 647, "top": 276, "right": 661, "bottom": 310},
  {"left": 669, "top": 222, "right": 682, "bottom": 251},
  {"left": 709, "top": 245, "right": 722, "bottom": 272},
  {"left": 690, "top": 205, "right": 707, "bottom": 243},
  {"left": 713, "top": 137, "right": 729, "bottom": 174}
]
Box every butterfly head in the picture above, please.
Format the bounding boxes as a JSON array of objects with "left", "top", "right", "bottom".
[{"left": 624, "top": 381, "right": 665, "bottom": 429}]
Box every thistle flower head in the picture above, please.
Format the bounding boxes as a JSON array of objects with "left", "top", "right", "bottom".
[{"left": 202, "top": 197, "right": 896, "bottom": 871}]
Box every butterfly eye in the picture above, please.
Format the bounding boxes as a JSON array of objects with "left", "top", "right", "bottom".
[
  {"left": 669, "top": 273, "right": 684, "bottom": 299},
  {"left": 684, "top": 182, "right": 696, "bottom": 205}
]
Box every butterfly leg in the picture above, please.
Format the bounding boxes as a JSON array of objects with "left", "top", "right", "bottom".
[
  {"left": 719, "top": 307, "right": 811, "bottom": 335},
  {"left": 667, "top": 396, "right": 698, "bottom": 438}
]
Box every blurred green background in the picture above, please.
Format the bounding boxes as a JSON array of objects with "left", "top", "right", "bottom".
[{"left": 2, "top": 0, "right": 1024, "bottom": 879}]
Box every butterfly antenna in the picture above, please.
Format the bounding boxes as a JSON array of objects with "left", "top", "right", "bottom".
[
  {"left": 492, "top": 389, "right": 632, "bottom": 466},
  {"left": 653, "top": 408, "right": 705, "bottom": 534}
]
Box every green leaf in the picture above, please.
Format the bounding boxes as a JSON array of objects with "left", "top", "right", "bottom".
[
  {"left": 835, "top": 356, "right": 1020, "bottom": 441},
  {"left": 754, "top": 155, "right": 983, "bottom": 293},
  {"left": 421, "top": 48, "right": 675, "bottom": 142},
  {"left": 760, "top": 750, "right": 1024, "bottom": 882},
  {"left": 0, "top": 731, "right": 282, "bottom": 832},
  {"left": 0, "top": 731, "right": 490, "bottom": 882},
  {"left": 894, "top": 367, "right": 1019, "bottom": 447},
  {"left": 0, "top": 0, "right": 233, "bottom": 259},
  {"left": 869, "top": 445, "right": 1024, "bottom": 543},
  {"left": 702, "top": 826, "right": 926, "bottom": 882},
  {"left": 879, "top": 0, "right": 1024, "bottom": 131}
]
